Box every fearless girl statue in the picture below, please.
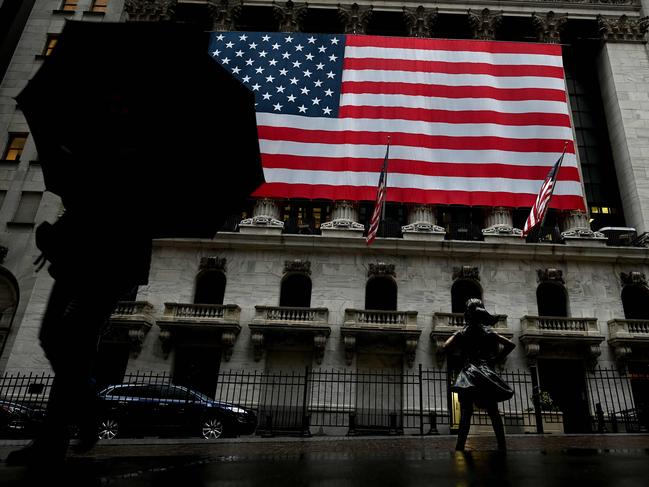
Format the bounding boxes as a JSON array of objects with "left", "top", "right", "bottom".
[{"left": 443, "top": 298, "right": 516, "bottom": 451}]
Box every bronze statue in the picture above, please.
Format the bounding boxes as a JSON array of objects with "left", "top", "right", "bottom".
[{"left": 443, "top": 298, "right": 515, "bottom": 451}]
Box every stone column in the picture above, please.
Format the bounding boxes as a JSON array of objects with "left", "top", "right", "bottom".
[
  {"left": 402, "top": 6, "right": 438, "bottom": 38},
  {"left": 482, "top": 207, "right": 523, "bottom": 243},
  {"left": 273, "top": 0, "right": 307, "bottom": 33},
  {"left": 401, "top": 204, "right": 445, "bottom": 241},
  {"left": 239, "top": 198, "right": 284, "bottom": 235},
  {"left": 468, "top": 8, "right": 502, "bottom": 40},
  {"left": 208, "top": 0, "right": 241, "bottom": 32},
  {"left": 596, "top": 14, "right": 649, "bottom": 234},
  {"left": 560, "top": 210, "right": 606, "bottom": 246},
  {"left": 320, "top": 200, "right": 364, "bottom": 237},
  {"left": 338, "top": 3, "right": 373, "bottom": 34}
]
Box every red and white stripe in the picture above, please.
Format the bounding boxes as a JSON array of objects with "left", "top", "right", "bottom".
[{"left": 254, "top": 35, "right": 585, "bottom": 210}]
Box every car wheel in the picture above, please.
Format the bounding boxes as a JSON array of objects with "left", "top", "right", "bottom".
[
  {"left": 97, "top": 418, "right": 119, "bottom": 440},
  {"left": 201, "top": 417, "right": 224, "bottom": 439}
]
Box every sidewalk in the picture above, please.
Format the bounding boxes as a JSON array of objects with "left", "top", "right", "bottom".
[{"left": 2, "top": 434, "right": 649, "bottom": 486}]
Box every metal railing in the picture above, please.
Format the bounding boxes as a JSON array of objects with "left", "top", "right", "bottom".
[{"left": 1, "top": 367, "right": 646, "bottom": 438}]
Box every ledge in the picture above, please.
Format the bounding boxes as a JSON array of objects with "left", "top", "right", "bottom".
[{"left": 154, "top": 232, "right": 649, "bottom": 265}]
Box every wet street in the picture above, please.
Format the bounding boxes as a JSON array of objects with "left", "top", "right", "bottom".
[{"left": 1, "top": 434, "right": 649, "bottom": 486}]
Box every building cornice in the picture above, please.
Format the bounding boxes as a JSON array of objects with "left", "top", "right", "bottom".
[
  {"left": 221, "top": 1, "right": 641, "bottom": 19},
  {"left": 154, "top": 233, "right": 649, "bottom": 265}
]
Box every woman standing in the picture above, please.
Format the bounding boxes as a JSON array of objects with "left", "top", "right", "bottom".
[{"left": 443, "top": 298, "right": 516, "bottom": 451}]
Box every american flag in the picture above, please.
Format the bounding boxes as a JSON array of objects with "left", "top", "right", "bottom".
[
  {"left": 366, "top": 140, "right": 390, "bottom": 245},
  {"left": 521, "top": 149, "right": 566, "bottom": 237},
  {"left": 209, "top": 32, "right": 585, "bottom": 210}
]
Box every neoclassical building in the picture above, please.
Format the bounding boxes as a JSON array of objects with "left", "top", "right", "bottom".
[{"left": 1, "top": 0, "right": 649, "bottom": 435}]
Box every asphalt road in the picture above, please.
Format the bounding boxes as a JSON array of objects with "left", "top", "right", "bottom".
[{"left": 1, "top": 434, "right": 649, "bottom": 486}]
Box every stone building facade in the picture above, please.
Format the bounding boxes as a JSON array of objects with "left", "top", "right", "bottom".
[{"left": 1, "top": 0, "right": 649, "bottom": 435}]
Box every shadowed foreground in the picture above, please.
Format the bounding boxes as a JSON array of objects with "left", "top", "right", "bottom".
[{"left": 1, "top": 434, "right": 649, "bottom": 486}]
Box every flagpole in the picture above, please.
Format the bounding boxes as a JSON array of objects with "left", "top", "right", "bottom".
[
  {"left": 380, "top": 136, "right": 390, "bottom": 226},
  {"left": 537, "top": 141, "right": 568, "bottom": 243}
]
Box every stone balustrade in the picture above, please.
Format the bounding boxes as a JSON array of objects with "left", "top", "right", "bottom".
[
  {"left": 432, "top": 312, "right": 508, "bottom": 330},
  {"left": 521, "top": 316, "right": 599, "bottom": 334},
  {"left": 158, "top": 303, "right": 242, "bottom": 360},
  {"left": 607, "top": 319, "right": 649, "bottom": 361},
  {"left": 253, "top": 305, "right": 329, "bottom": 326},
  {"left": 519, "top": 315, "right": 604, "bottom": 363},
  {"left": 250, "top": 306, "right": 331, "bottom": 364},
  {"left": 163, "top": 302, "right": 241, "bottom": 322},
  {"left": 344, "top": 309, "right": 418, "bottom": 328},
  {"left": 107, "top": 301, "right": 157, "bottom": 355}
]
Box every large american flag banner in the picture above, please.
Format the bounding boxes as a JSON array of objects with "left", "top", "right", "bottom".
[{"left": 209, "top": 32, "right": 585, "bottom": 210}]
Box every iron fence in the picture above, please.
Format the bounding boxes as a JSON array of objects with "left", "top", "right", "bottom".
[{"left": 1, "top": 366, "right": 646, "bottom": 438}]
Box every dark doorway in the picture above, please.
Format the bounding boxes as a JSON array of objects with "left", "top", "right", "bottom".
[
  {"left": 280, "top": 274, "right": 312, "bottom": 307},
  {"left": 365, "top": 276, "right": 397, "bottom": 311},
  {"left": 451, "top": 280, "right": 482, "bottom": 313},
  {"left": 173, "top": 345, "right": 221, "bottom": 397},
  {"left": 622, "top": 286, "right": 649, "bottom": 319},
  {"left": 538, "top": 359, "right": 591, "bottom": 433},
  {"left": 94, "top": 342, "right": 130, "bottom": 389},
  {"left": 194, "top": 271, "right": 226, "bottom": 305},
  {"left": 537, "top": 283, "right": 568, "bottom": 317}
]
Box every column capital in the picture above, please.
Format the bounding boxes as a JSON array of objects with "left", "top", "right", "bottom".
[
  {"left": 402, "top": 5, "right": 438, "bottom": 38},
  {"left": 273, "top": 0, "right": 308, "bottom": 33},
  {"left": 338, "top": 3, "right": 373, "bottom": 35},
  {"left": 598, "top": 14, "right": 649, "bottom": 43},
  {"left": 208, "top": 0, "right": 241, "bottom": 32},
  {"left": 532, "top": 11, "right": 567, "bottom": 44},
  {"left": 124, "top": 0, "right": 176, "bottom": 22},
  {"left": 468, "top": 8, "right": 502, "bottom": 41}
]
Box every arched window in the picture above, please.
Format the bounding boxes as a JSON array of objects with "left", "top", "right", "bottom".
[
  {"left": 622, "top": 285, "right": 649, "bottom": 319},
  {"left": 0, "top": 268, "right": 19, "bottom": 358},
  {"left": 537, "top": 282, "right": 569, "bottom": 317},
  {"left": 193, "top": 270, "right": 226, "bottom": 305},
  {"left": 451, "top": 280, "right": 482, "bottom": 313},
  {"left": 280, "top": 273, "right": 312, "bottom": 307},
  {"left": 365, "top": 276, "right": 397, "bottom": 311}
]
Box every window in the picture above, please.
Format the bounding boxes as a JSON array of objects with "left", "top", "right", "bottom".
[
  {"left": 2, "top": 134, "right": 27, "bottom": 161},
  {"left": 451, "top": 280, "right": 482, "bottom": 314},
  {"left": 61, "top": 0, "right": 78, "bottom": 11},
  {"left": 563, "top": 42, "right": 625, "bottom": 229},
  {"left": 280, "top": 274, "right": 312, "bottom": 307},
  {"left": 90, "top": 0, "right": 108, "bottom": 13},
  {"left": 193, "top": 270, "right": 226, "bottom": 305},
  {"left": 536, "top": 282, "right": 569, "bottom": 317},
  {"left": 365, "top": 276, "right": 397, "bottom": 311},
  {"left": 622, "top": 285, "right": 649, "bottom": 320},
  {"left": 42, "top": 34, "right": 59, "bottom": 57},
  {"left": 11, "top": 192, "right": 42, "bottom": 224}
]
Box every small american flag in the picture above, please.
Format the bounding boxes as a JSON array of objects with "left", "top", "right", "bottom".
[
  {"left": 366, "top": 140, "right": 390, "bottom": 245},
  {"left": 522, "top": 147, "right": 567, "bottom": 237},
  {"left": 209, "top": 32, "right": 584, "bottom": 211}
]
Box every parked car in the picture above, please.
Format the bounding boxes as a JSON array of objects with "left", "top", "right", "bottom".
[
  {"left": 96, "top": 383, "right": 257, "bottom": 440},
  {"left": 0, "top": 399, "right": 46, "bottom": 438}
]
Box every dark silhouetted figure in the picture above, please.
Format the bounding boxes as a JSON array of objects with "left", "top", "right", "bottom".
[
  {"left": 6, "top": 208, "right": 152, "bottom": 466},
  {"left": 443, "top": 298, "right": 515, "bottom": 451}
]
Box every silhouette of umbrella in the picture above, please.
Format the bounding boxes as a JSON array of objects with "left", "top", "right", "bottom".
[{"left": 16, "top": 21, "right": 263, "bottom": 238}]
